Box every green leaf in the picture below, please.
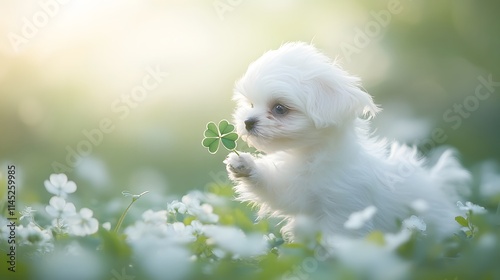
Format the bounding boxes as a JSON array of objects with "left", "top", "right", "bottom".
[
  {"left": 204, "top": 129, "right": 218, "bottom": 138},
  {"left": 202, "top": 137, "right": 217, "bottom": 148},
  {"left": 202, "top": 120, "right": 239, "bottom": 154},
  {"left": 223, "top": 132, "right": 238, "bottom": 141},
  {"left": 219, "top": 120, "right": 235, "bottom": 135},
  {"left": 455, "top": 216, "right": 468, "bottom": 227},
  {"left": 206, "top": 122, "right": 218, "bottom": 134},
  {"left": 208, "top": 142, "right": 219, "bottom": 154},
  {"left": 202, "top": 137, "right": 219, "bottom": 154},
  {"left": 221, "top": 137, "right": 236, "bottom": 150}
]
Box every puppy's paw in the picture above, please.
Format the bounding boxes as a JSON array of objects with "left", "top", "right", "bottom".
[{"left": 224, "top": 152, "right": 256, "bottom": 178}]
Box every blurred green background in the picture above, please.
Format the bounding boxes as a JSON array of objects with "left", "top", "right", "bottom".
[{"left": 1, "top": 0, "right": 499, "bottom": 206}]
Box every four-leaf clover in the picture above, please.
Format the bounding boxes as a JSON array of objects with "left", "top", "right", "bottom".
[{"left": 202, "top": 120, "right": 239, "bottom": 154}]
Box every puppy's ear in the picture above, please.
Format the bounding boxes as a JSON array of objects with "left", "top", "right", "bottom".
[{"left": 306, "top": 65, "right": 380, "bottom": 128}]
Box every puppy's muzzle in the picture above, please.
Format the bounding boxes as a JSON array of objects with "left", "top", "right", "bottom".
[{"left": 245, "top": 118, "right": 258, "bottom": 131}]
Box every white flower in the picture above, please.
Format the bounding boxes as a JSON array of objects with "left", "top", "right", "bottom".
[
  {"left": 181, "top": 194, "right": 219, "bottom": 223},
  {"left": 384, "top": 230, "right": 412, "bottom": 250},
  {"left": 165, "top": 222, "right": 196, "bottom": 243},
  {"left": 124, "top": 210, "right": 171, "bottom": 242},
  {"left": 18, "top": 223, "right": 51, "bottom": 244},
  {"left": 203, "top": 225, "right": 268, "bottom": 257},
  {"left": 17, "top": 223, "right": 53, "bottom": 253},
  {"left": 330, "top": 237, "right": 410, "bottom": 280},
  {"left": 167, "top": 200, "right": 187, "bottom": 214},
  {"left": 45, "top": 196, "right": 76, "bottom": 219},
  {"left": 344, "top": 206, "right": 377, "bottom": 230},
  {"left": 36, "top": 245, "right": 103, "bottom": 280},
  {"left": 44, "top": 174, "right": 77, "bottom": 198},
  {"left": 51, "top": 218, "right": 69, "bottom": 235},
  {"left": 410, "top": 199, "right": 429, "bottom": 213},
  {"left": 196, "top": 204, "right": 219, "bottom": 223},
  {"left": 19, "top": 206, "right": 37, "bottom": 221},
  {"left": 181, "top": 194, "right": 200, "bottom": 208},
  {"left": 125, "top": 221, "right": 166, "bottom": 242},
  {"left": 457, "top": 201, "right": 487, "bottom": 214},
  {"left": 102, "top": 222, "right": 111, "bottom": 231},
  {"left": 402, "top": 215, "right": 426, "bottom": 232},
  {"left": 67, "top": 208, "right": 99, "bottom": 236},
  {"left": 142, "top": 210, "right": 168, "bottom": 224},
  {"left": 190, "top": 220, "right": 204, "bottom": 235},
  {"left": 130, "top": 238, "right": 191, "bottom": 280}
]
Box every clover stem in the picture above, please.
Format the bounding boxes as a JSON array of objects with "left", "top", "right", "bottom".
[{"left": 233, "top": 149, "right": 240, "bottom": 156}]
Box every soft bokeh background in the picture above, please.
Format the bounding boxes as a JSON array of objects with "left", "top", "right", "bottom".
[{"left": 1, "top": 0, "right": 499, "bottom": 206}]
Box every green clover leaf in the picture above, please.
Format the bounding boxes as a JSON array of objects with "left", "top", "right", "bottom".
[{"left": 202, "top": 120, "right": 239, "bottom": 154}]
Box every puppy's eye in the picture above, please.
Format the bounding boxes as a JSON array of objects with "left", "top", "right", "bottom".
[{"left": 271, "top": 104, "right": 289, "bottom": 116}]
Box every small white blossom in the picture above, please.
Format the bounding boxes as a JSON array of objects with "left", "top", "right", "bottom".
[
  {"left": 17, "top": 223, "right": 53, "bottom": 253},
  {"left": 142, "top": 210, "right": 168, "bottom": 224},
  {"left": 166, "top": 222, "right": 196, "bottom": 243},
  {"left": 125, "top": 221, "right": 167, "bottom": 241},
  {"left": 402, "top": 215, "right": 426, "bottom": 232},
  {"left": 410, "top": 199, "right": 429, "bottom": 213},
  {"left": 180, "top": 194, "right": 219, "bottom": 223},
  {"left": 203, "top": 225, "right": 268, "bottom": 257},
  {"left": 45, "top": 196, "right": 76, "bottom": 219},
  {"left": 130, "top": 238, "right": 191, "bottom": 280},
  {"left": 51, "top": 218, "right": 69, "bottom": 235},
  {"left": 181, "top": 194, "right": 201, "bottom": 209},
  {"left": 190, "top": 220, "right": 204, "bottom": 235},
  {"left": 167, "top": 200, "right": 187, "bottom": 214},
  {"left": 18, "top": 223, "right": 51, "bottom": 244},
  {"left": 197, "top": 204, "right": 219, "bottom": 223},
  {"left": 67, "top": 208, "right": 99, "bottom": 236},
  {"left": 19, "top": 206, "right": 37, "bottom": 221},
  {"left": 385, "top": 230, "right": 412, "bottom": 250},
  {"left": 44, "top": 173, "right": 77, "bottom": 198},
  {"left": 457, "top": 201, "right": 487, "bottom": 214},
  {"left": 36, "top": 245, "right": 103, "bottom": 280},
  {"left": 329, "top": 236, "right": 410, "bottom": 280},
  {"left": 344, "top": 206, "right": 377, "bottom": 230},
  {"left": 102, "top": 222, "right": 111, "bottom": 231},
  {"left": 125, "top": 210, "right": 174, "bottom": 242}
]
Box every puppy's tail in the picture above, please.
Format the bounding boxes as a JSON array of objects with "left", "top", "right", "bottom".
[{"left": 429, "top": 148, "right": 471, "bottom": 199}]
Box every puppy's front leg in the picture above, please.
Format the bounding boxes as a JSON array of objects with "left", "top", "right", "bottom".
[
  {"left": 224, "top": 152, "right": 257, "bottom": 179},
  {"left": 225, "top": 152, "right": 274, "bottom": 201},
  {"left": 225, "top": 152, "right": 282, "bottom": 210}
]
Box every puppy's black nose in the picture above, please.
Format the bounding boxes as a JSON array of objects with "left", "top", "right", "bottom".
[{"left": 245, "top": 118, "right": 258, "bottom": 131}]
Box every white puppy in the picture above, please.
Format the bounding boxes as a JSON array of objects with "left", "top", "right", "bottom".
[{"left": 225, "top": 42, "right": 470, "bottom": 239}]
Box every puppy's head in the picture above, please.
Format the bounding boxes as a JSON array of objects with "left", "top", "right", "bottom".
[{"left": 233, "top": 42, "right": 379, "bottom": 153}]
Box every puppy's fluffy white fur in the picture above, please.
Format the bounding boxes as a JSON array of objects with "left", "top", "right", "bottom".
[{"left": 225, "top": 42, "right": 470, "bottom": 239}]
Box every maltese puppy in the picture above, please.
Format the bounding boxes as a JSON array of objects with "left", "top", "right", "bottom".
[{"left": 225, "top": 42, "right": 470, "bottom": 239}]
